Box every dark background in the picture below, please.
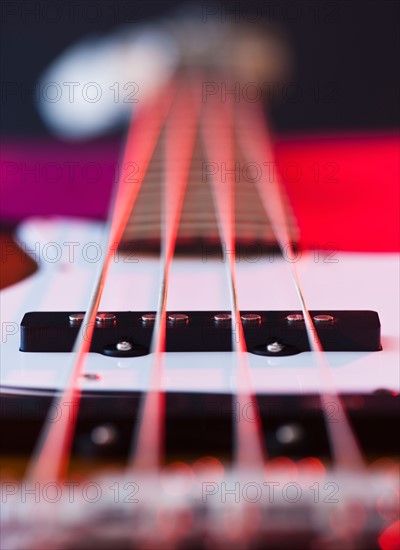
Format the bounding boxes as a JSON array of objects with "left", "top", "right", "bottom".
[{"left": 1, "top": 0, "right": 399, "bottom": 137}]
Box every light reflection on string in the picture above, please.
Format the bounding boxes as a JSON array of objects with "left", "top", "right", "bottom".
[
  {"left": 128, "top": 77, "right": 201, "bottom": 473},
  {"left": 25, "top": 88, "right": 174, "bottom": 484},
  {"left": 202, "top": 90, "right": 266, "bottom": 472},
  {"left": 236, "top": 100, "right": 365, "bottom": 472}
]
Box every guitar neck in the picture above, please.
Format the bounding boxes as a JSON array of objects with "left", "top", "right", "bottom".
[{"left": 120, "top": 82, "right": 298, "bottom": 251}]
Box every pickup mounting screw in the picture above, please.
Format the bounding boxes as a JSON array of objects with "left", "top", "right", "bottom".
[
  {"left": 267, "top": 341, "right": 284, "bottom": 353},
  {"left": 116, "top": 341, "right": 133, "bottom": 352}
]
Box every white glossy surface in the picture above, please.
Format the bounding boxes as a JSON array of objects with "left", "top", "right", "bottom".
[{"left": 1, "top": 218, "right": 399, "bottom": 394}]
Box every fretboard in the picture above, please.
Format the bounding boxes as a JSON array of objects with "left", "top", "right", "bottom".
[{"left": 120, "top": 120, "right": 298, "bottom": 251}]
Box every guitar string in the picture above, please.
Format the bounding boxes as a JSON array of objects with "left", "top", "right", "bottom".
[
  {"left": 128, "top": 76, "right": 202, "bottom": 472},
  {"left": 201, "top": 90, "right": 266, "bottom": 471},
  {"left": 24, "top": 75, "right": 362, "bottom": 493},
  {"left": 17, "top": 82, "right": 368, "bottom": 548},
  {"left": 236, "top": 100, "right": 365, "bottom": 471},
  {"left": 25, "top": 88, "right": 174, "bottom": 484}
]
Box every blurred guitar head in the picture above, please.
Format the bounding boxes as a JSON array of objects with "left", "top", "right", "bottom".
[{"left": 37, "top": 9, "right": 290, "bottom": 139}]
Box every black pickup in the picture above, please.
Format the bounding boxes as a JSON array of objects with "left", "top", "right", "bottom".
[{"left": 20, "top": 310, "right": 381, "bottom": 356}]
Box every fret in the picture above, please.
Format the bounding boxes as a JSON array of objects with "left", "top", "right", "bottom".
[{"left": 121, "top": 120, "right": 298, "bottom": 249}]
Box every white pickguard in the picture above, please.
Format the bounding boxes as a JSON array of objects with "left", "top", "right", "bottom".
[{"left": 1, "top": 217, "right": 399, "bottom": 395}]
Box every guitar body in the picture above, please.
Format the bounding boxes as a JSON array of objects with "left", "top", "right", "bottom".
[
  {"left": 1, "top": 14, "right": 399, "bottom": 545},
  {"left": 1, "top": 215, "right": 399, "bottom": 549},
  {"left": 1, "top": 217, "right": 399, "bottom": 396}
]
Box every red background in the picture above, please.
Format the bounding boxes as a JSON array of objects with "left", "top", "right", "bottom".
[{"left": 1, "top": 134, "right": 399, "bottom": 252}]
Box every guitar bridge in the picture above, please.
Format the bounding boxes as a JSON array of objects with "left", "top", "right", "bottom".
[{"left": 20, "top": 310, "right": 382, "bottom": 357}]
